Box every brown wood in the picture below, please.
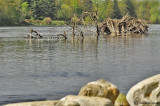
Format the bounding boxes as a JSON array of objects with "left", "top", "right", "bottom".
[{"left": 101, "top": 14, "right": 149, "bottom": 36}]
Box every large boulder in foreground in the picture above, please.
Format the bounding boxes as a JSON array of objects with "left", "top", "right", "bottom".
[
  {"left": 126, "top": 74, "right": 160, "bottom": 106},
  {"left": 4, "top": 100, "right": 59, "bottom": 106},
  {"left": 78, "top": 79, "right": 119, "bottom": 104},
  {"left": 56, "top": 95, "right": 113, "bottom": 106}
]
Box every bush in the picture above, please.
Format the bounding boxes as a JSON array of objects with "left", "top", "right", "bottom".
[
  {"left": 24, "top": 19, "right": 66, "bottom": 26},
  {"left": 43, "top": 17, "right": 52, "bottom": 25},
  {"left": 51, "top": 21, "right": 66, "bottom": 26}
]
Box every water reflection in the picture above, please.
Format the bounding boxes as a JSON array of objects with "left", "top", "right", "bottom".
[
  {"left": 104, "top": 34, "right": 144, "bottom": 47},
  {"left": 0, "top": 34, "right": 144, "bottom": 55}
]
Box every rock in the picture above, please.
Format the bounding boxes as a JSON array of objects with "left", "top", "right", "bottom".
[
  {"left": 114, "top": 93, "right": 130, "bottom": 106},
  {"left": 4, "top": 100, "right": 59, "bottom": 106},
  {"left": 78, "top": 79, "right": 119, "bottom": 104},
  {"left": 56, "top": 95, "right": 113, "bottom": 106},
  {"left": 126, "top": 74, "right": 160, "bottom": 106}
]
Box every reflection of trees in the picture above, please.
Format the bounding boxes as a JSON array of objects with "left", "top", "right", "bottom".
[
  {"left": 0, "top": 35, "right": 145, "bottom": 63},
  {"left": 0, "top": 38, "right": 28, "bottom": 54},
  {"left": 0, "top": 37, "right": 4, "bottom": 53},
  {"left": 26, "top": 39, "right": 44, "bottom": 53},
  {"left": 0, "top": 38, "right": 55, "bottom": 54},
  {"left": 104, "top": 35, "right": 144, "bottom": 48},
  {"left": 103, "top": 35, "right": 145, "bottom": 58},
  {"left": 70, "top": 36, "right": 99, "bottom": 60}
]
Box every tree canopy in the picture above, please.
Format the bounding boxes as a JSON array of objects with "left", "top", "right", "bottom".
[
  {"left": 111, "top": 0, "right": 122, "bottom": 19},
  {"left": 0, "top": 0, "right": 159, "bottom": 25}
]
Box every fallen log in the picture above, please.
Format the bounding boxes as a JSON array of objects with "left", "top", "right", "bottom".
[{"left": 101, "top": 14, "right": 149, "bottom": 36}]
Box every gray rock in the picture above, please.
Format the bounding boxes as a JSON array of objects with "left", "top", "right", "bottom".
[
  {"left": 4, "top": 100, "right": 59, "bottom": 106},
  {"left": 126, "top": 74, "right": 160, "bottom": 106},
  {"left": 56, "top": 95, "right": 113, "bottom": 106}
]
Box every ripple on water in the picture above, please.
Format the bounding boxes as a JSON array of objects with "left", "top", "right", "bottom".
[{"left": 0, "top": 25, "right": 160, "bottom": 104}]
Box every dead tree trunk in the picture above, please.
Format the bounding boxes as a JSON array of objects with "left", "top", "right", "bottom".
[
  {"left": 96, "top": 24, "right": 100, "bottom": 36},
  {"left": 72, "top": 22, "right": 76, "bottom": 36},
  {"left": 71, "top": 11, "right": 100, "bottom": 37}
]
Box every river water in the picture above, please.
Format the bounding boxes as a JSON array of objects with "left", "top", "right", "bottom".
[{"left": 0, "top": 25, "right": 160, "bottom": 105}]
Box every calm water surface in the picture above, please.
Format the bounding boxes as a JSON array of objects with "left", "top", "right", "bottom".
[{"left": 0, "top": 25, "right": 160, "bottom": 105}]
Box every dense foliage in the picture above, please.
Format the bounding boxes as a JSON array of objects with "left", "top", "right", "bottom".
[{"left": 0, "top": 0, "right": 159, "bottom": 25}]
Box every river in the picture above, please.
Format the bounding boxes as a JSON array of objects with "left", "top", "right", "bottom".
[{"left": 0, "top": 25, "right": 160, "bottom": 105}]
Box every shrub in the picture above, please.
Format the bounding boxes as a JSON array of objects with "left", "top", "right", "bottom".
[
  {"left": 51, "top": 21, "right": 66, "bottom": 26},
  {"left": 43, "top": 17, "right": 52, "bottom": 25}
]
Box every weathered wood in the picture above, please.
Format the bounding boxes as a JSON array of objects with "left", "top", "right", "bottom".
[
  {"left": 101, "top": 14, "right": 149, "bottom": 36},
  {"left": 72, "top": 22, "right": 76, "bottom": 36},
  {"left": 71, "top": 11, "right": 100, "bottom": 38},
  {"left": 57, "top": 31, "right": 67, "bottom": 39},
  {"left": 27, "top": 29, "right": 67, "bottom": 40},
  {"left": 30, "top": 29, "right": 43, "bottom": 38}
]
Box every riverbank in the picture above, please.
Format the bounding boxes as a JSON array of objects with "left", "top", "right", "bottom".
[
  {"left": 0, "top": 19, "right": 67, "bottom": 27},
  {"left": 24, "top": 18, "right": 67, "bottom": 26}
]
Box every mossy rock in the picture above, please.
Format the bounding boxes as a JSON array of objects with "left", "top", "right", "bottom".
[
  {"left": 114, "top": 93, "right": 130, "bottom": 106},
  {"left": 78, "top": 79, "right": 119, "bottom": 104}
]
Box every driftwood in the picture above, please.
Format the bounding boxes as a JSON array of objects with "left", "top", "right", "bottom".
[
  {"left": 80, "top": 11, "right": 100, "bottom": 36},
  {"left": 100, "top": 14, "right": 149, "bottom": 36},
  {"left": 26, "top": 29, "right": 43, "bottom": 39},
  {"left": 30, "top": 29, "right": 43, "bottom": 38},
  {"left": 26, "top": 14, "right": 148, "bottom": 40},
  {"left": 70, "top": 11, "right": 100, "bottom": 39},
  {"left": 27, "top": 29, "right": 67, "bottom": 40},
  {"left": 57, "top": 31, "right": 67, "bottom": 39}
]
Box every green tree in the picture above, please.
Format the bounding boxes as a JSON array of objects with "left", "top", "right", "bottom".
[
  {"left": 68, "top": 0, "right": 84, "bottom": 15},
  {"left": 105, "top": 0, "right": 113, "bottom": 18},
  {"left": 0, "top": 0, "right": 22, "bottom": 25},
  {"left": 20, "top": 2, "right": 30, "bottom": 20},
  {"left": 31, "top": 0, "right": 57, "bottom": 20},
  {"left": 92, "top": 0, "right": 108, "bottom": 21},
  {"left": 118, "top": 0, "right": 127, "bottom": 16},
  {"left": 82, "top": 0, "right": 93, "bottom": 12},
  {"left": 111, "top": 0, "right": 122, "bottom": 19},
  {"left": 22, "top": 0, "right": 31, "bottom": 6},
  {"left": 73, "top": 0, "right": 83, "bottom": 15},
  {"left": 57, "top": 3, "right": 73, "bottom": 20},
  {"left": 31, "top": 0, "right": 44, "bottom": 19},
  {"left": 137, "top": 1, "right": 150, "bottom": 21},
  {"left": 57, "top": 0, "right": 84, "bottom": 20},
  {"left": 150, "top": 0, "right": 160, "bottom": 23},
  {"left": 124, "top": 0, "right": 137, "bottom": 17}
]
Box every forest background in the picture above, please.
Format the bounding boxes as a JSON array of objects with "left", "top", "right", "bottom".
[{"left": 0, "top": 0, "right": 159, "bottom": 26}]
